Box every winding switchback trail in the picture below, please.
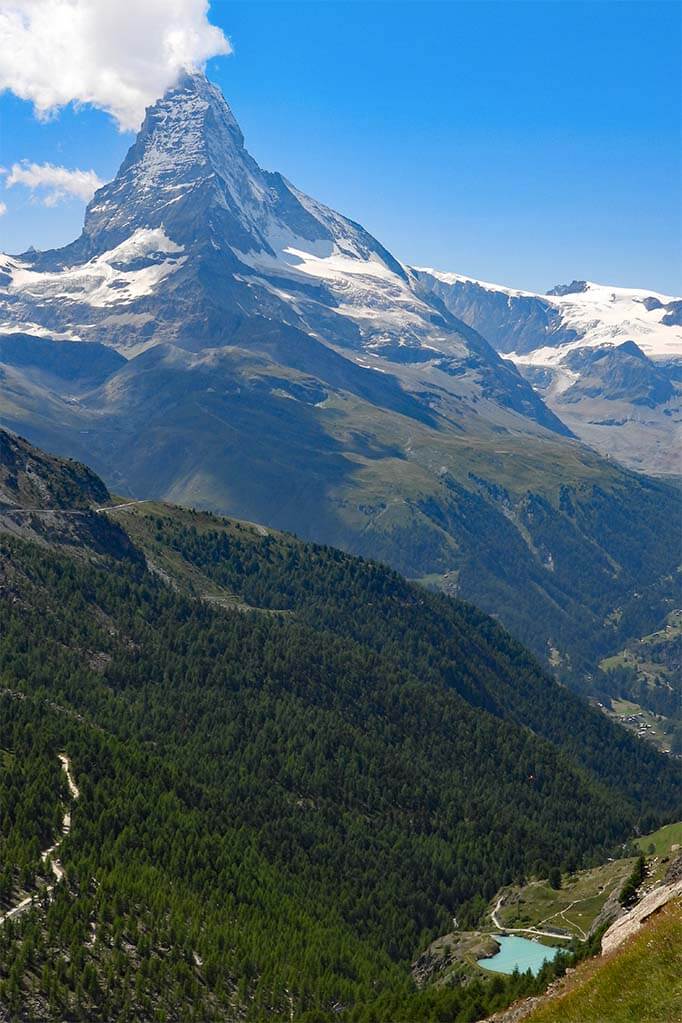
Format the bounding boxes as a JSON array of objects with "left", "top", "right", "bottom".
[
  {"left": 0, "top": 754, "right": 79, "bottom": 926},
  {"left": 491, "top": 894, "right": 572, "bottom": 941}
]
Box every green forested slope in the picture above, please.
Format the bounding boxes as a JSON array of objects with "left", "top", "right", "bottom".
[
  {"left": 120, "top": 503, "right": 680, "bottom": 811},
  {"left": 0, "top": 436, "right": 680, "bottom": 1021}
]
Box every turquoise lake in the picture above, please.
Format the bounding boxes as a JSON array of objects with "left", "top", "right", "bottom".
[{"left": 477, "top": 934, "right": 563, "bottom": 975}]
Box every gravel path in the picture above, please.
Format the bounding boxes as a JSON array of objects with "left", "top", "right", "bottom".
[{"left": 0, "top": 754, "right": 79, "bottom": 927}]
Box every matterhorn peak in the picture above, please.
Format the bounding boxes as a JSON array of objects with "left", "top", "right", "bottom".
[
  {"left": 152, "top": 65, "right": 245, "bottom": 147},
  {"left": 77, "top": 70, "right": 255, "bottom": 255}
]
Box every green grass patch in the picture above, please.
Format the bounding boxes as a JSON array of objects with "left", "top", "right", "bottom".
[
  {"left": 637, "top": 820, "right": 682, "bottom": 858},
  {"left": 494, "top": 859, "right": 636, "bottom": 941},
  {"left": 599, "top": 652, "right": 629, "bottom": 671}
]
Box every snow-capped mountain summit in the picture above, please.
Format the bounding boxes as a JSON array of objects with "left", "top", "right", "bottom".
[
  {"left": 76, "top": 69, "right": 404, "bottom": 274},
  {"left": 2, "top": 70, "right": 408, "bottom": 348},
  {"left": 1, "top": 71, "right": 678, "bottom": 473},
  {"left": 0, "top": 69, "right": 566, "bottom": 434},
  {"left": 414, "top": 270, "right": 682, "bottom": 362}
]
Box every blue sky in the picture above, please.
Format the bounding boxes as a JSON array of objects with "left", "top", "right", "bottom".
[{"left": 0, "top": 0, "right": 680, "bottom": 294}]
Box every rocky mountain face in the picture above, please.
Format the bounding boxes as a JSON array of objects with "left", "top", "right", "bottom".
[
  {"left": 0, "top": 428, "right": 139, "bottom": 557},
  {"left": 0, "top": 428, "right": 109, "bottom": 510},
  {"left": 415, "top": 270, "right": 682, "bottom": 475},
  {"left": 0, "top": 71, "right": 680, "bottom": 682}
]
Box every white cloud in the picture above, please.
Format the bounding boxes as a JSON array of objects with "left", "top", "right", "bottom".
[
  {"left": 0, "top": 201, "right": 6, "bottom": 216},
  {"left": 6, "top": 161, "right": 104, "bottom": 206},
  {"left": 0, "top": 0, "right": 231, "bottom": 131}
]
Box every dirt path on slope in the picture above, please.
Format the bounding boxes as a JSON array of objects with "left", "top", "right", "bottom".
[
  {"left": 491, "top": 893, "right": 571, "bottom": 941},
  {"left": 0, "top": 753, "right": 79, "bottom": 927}
]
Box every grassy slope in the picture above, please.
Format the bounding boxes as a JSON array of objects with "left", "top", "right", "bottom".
[
  {"left": 606, "top": 699, "right": 672, "bottom": 753},
  {"left": 598, "top": 608, "right": 682, "bottom": 753},
  {"left": 494, "top": 815, "right": 682, "bottom": 939},
  {"left": 637, "top": 820, "right": 682, "bottom": 858},
  {"left": 526, "top": 899, "right": 682, "bottom": 1023},
  {"left": 106, "top": 500, "right": 275, "bottom": 609},
  {"left": 600, "top": 609, "right": 682, "bottom": 675},
  {"left": 492, "top": 859, "right": 637, "bottom": 942}
]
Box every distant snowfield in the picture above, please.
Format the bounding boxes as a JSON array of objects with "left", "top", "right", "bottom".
[{"left": 417, "top": 270, "right": 682, "bottom": 364}]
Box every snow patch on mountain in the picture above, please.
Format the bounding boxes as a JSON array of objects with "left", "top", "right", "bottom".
[
  {"left": 0, "top": 319, "right": 82, "bottom": 342},
  {"left": 234, "top": 235, "right": 396, "bottom": 282},
  {"left": 227, "top": 208, "right": 476, "bottom": 357},
  {"left": 3, "top": 229, "right": 185, "bottom": 310},
  {"left": 414, "top": 268, "right": 681, "bottom": 473}
]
